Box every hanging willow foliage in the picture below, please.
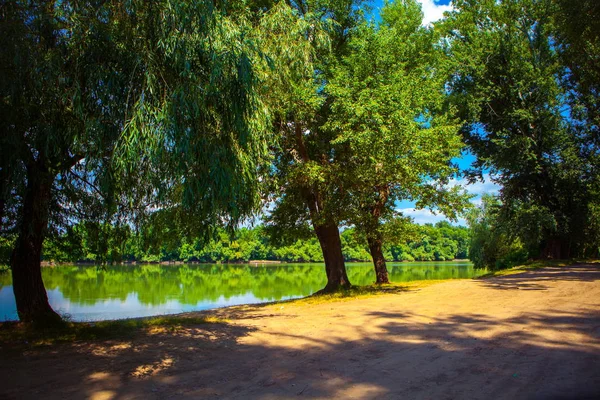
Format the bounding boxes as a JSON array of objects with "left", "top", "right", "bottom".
[{"left": 0, "top": 0, "right": 271, "bottom": 323}]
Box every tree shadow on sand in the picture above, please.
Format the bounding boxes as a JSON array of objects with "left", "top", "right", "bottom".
[
  {"left": 2, "top": 302, "right": 599, "bottom": 399},
  {"left": 477, "top": 263, "right": 600, "bottom": 291}
]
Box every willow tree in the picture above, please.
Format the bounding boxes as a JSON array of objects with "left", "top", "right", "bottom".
[
  {"left": 0, "top": 1, "right": 268, "bottom": 323},
  {"left": 325, "top": 0, "right": 468, "bottom": 283}
]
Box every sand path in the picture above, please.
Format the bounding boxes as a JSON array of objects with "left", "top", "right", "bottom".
[{"left": 2, "top": 264, "right": 599, "bottom": 399}]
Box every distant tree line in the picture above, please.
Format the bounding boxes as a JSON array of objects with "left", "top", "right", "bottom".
[{"left": 26, "top": 220, "right": 468, "bottom": 264}]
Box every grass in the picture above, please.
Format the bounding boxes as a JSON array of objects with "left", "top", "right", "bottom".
[
  {"left": 264, "top": 279, "right": 447, "bottom": 308},
  {"left": 0, "top": 315, "right": 227, "bottom": 348}
]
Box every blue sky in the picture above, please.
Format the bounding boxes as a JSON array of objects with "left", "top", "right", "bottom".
[{"left": 395, "top": 151, "right": 499, "bottom": 226}]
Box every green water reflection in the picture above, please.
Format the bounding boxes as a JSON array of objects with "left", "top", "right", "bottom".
[{"left": 0, "top": 262, "right": 481, "bottom": 321}]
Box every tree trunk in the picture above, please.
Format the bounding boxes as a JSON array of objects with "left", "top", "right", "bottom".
[
  {"left": 0, "top": 196, "right": 5, "bottom": 231},
  {"left": 367, "top": 235, "right": 389, "bottom": 284},
  {"left": 0, "top": 162, "right": 8, "bottom": 230},
  {"left": 292, "top": 122, "right": 350, "bottom": 293},
  {"left": 314, "top": 222, "right": 351, "bottom": 293},
  {"left": 10, "top": 165, "right": 61, "bottom": 324},
  {"left": 540, "top": 236, "right": 570, "bottom": 259}
]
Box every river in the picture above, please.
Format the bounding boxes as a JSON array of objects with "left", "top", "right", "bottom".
[{"left": 0, "top": 261, "right": 483, "bottom": 321}]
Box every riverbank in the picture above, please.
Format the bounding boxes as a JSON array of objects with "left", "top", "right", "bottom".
[{"left": 2, "top": 262, "right": 599, "bottom": 399}]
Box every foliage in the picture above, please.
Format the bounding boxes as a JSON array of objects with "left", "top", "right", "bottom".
[
  {"left": 552, "top": 0, "right": 600, "bottom": 139},
  {"left": 443, "top": 0, "right": 600, "bottom": 259},
  {"left": 466, "top": 195, "right": 528, "bottom": 269},
  {"left": 327, "top": 0, "right": 469, "bottom": 239},
  {"left": 41, "top": 221, "right": 470, "bottom": 264},
  {"left": 1, "top": 0, "right": 270, "bottom": 237}
]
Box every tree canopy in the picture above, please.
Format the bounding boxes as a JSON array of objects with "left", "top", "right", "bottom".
[
  {"left": 443, "top": 0, "right": 600, "bottom": 262},
  {"left": 326, "top": 0, "right": 469, "bottom": 282}
]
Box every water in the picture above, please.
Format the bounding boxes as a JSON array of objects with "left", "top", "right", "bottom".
[{"left": 0, "top": 261, "right": 482, "bottom": 321}]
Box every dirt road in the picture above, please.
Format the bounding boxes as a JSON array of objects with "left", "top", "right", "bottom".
[{"left": 2, "top": 264, "right": 599, "bottom": 399}]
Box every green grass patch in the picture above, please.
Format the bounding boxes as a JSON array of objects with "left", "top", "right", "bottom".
[
  {"left": 476, "top": 259, "right": 599, "bottom": 279},
  {"left": 272, "top": 279, "right": 446, "bottom": 307},
  {"left": 0, "top": 315, "right": 227, "bottom": 348}
]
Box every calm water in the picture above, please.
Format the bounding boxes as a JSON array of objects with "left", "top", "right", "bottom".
[{"left": 0, "top": 262, "right": 481, "bottom": 321}]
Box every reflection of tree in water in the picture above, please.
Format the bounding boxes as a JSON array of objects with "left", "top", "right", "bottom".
[
  {"left": 0, "top": 263, "right": 480, "bottom": 307},
  {"left": 385, "top": 264, "right": 478, "bottom": 281},
  {"left": 36, "top": 264, "right": 330, "bottom": 306}
]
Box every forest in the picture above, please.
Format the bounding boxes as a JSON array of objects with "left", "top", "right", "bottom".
[
  {"left": 34, "top": 221, "right": 469, "bottom": 264},
  {"left": 1, "top": 0, "right": 599, "bottom": 325}
]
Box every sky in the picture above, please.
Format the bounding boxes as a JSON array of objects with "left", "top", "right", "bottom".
[
  {"left": 395, "top": 151, "right": 500, "bottom": 226},
  {"left": 371, "top": 0, "right": 454, "bottom": 25}
]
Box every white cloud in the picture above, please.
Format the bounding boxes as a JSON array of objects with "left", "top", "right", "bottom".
[
  {"left": 398, "top": 207, "right": 467, "bottom": 225},
  {"left": 447, "top": 174, "right": 500, "bottom": 197},
  {"left": 395, "top": 174, "right": 501, "bottom": 226},
  {"left": 417, "top": 0, "right": 453, "bottom": 26}
]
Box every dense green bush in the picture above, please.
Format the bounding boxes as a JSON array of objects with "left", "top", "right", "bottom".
[{"left": 467, "top": 195, "right": 529, "bottom": 270}]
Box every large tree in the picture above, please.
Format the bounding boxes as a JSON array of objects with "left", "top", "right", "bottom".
[
  {"left": 326, "top": 0, "right": 468, "bottom": 283},
  {"left": 259, "top": 0, "right": 368, "bottom": 292},
  {"left": 552, "top": 0, "right": 600, "bottom": 135},
  {"left": 0, "top": 0, "right": 268, "bottom": 323},
  {"left": 444, "top": 0, "right": 600, "bottom": 260}
]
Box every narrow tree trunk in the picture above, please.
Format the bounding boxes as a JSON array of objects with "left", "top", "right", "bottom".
[
  {"left": 314, "top": 222, "right": 351, "bottom": 293},
  {"left": 10, "top": 165, "right": 61, "bottom": 325},
  {"left": 0, "top": 197, "right": 5, "bottom": 231},
  {"left": 0, "top": 163, "right": 8, "bottom": 230},
  {"left": 367, "top": 235, "right": 389, "bottom": 284}
]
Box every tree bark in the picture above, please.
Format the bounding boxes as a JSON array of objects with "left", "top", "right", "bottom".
[
  {"left": 367, "top": 235, "right": 389, "bottom": 284},
  {"left": 292, "top": 121, "right": 350, "bottom": 292},
  {"left": 0, "top": 161, "right": 9, "bottom": 230},
  {"left": 363, "top": 185, "right": 390, "bottom": 284},
  {"left": 540, "top": 236, "right": 570, "bottom": 259},
  {"left": 314, "top": 221, "right": 351, "bottom": 293},
  {"left": 10, "top": 164, "right": 61, "bottom": 324}
]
